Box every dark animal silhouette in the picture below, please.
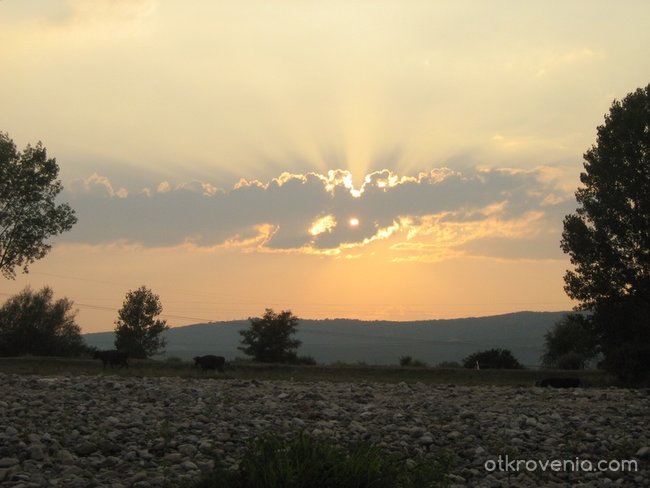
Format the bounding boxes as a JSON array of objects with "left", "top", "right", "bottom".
[
  {"left": 194, "top": 355, "right": 225, "bottom": 373},
  {"left": 536, "top": 377, "right": 581, "bottom": 388},
  {"left": 94, "top": 350, "right": 129, "bottom": 369}
]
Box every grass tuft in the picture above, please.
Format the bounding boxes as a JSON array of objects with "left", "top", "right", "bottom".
[{"left": 187, "top": 432, "right": 450, "bottom": 488}]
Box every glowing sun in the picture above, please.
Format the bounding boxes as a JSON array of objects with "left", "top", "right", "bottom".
[{"left": 349, "top": 217, "right": 360, "bottom": 227}]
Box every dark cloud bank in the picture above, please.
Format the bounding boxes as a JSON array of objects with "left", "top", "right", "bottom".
[{"left": 62, "top": 168, "right": 575, "bottom": 260}]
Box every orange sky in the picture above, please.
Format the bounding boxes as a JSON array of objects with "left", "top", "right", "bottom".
[{"left": 2, "top": 1, "right": 649, "bottom": 332}]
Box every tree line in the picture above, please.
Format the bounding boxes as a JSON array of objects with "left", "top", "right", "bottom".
[{"left": 0, "top": 284, "right": 309, "bottom": 364}]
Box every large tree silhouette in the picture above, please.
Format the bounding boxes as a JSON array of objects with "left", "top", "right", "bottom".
[
  {"left": 561, "top": 84, "right": 650, "bottom": 383},
  {"left": 0, "top": 132, "right": 77, "bottom": 279}
]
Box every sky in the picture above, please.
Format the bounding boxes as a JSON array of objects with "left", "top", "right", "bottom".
[{"left": 2, "top": 1, "right": 650, "bottom": 332}]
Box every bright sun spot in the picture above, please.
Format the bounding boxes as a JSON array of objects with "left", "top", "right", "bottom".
[{"left": 349, "top": 217, "right": 360, "bottom": 227}]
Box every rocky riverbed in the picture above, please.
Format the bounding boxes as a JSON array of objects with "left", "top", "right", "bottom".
[{"left": 0, "top": 373, "right": 648, "bottom": 487}]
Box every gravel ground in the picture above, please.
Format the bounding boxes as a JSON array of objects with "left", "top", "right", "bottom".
[{"left": 0, "top": 373, "right": 648, "bottom": 487}]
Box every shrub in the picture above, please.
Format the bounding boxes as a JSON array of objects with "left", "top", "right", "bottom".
[
  {"left": 187, "top": 432, "right": 450, "bottom": 488},
  {"left": 0, "top": 286, "right": 87, "bottom": 357},
  {"left": 399, "top": 356, "right": 427, "bottom": 368},
  {"left": 462, "top": 348, "right": 523, "bottom": 369}
]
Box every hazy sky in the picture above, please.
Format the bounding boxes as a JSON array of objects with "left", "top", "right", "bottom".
[{"left": 2, "top": 1, "right": 650, "bottom": 332}]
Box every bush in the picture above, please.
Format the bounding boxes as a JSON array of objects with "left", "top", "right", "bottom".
[
  {"left": 462, "top": 348, "right": 523, "bottom": 369},
  {"left": 399, "top": 356, "right": 427, "bottom": 368},
  {"left": 187, "top": 432, "right": 450, "bottom": 488},
  {"left": 0, "top": 286, "right": 87, "bottom": 357}
]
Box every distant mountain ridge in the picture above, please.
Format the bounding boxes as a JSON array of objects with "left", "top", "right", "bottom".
[{"left": 83, "top": 311, "right": 568, "bottom": 367}]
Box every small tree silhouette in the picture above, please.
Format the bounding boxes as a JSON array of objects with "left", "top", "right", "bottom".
[
  {"left": 239, "top": 309, "right": 301, "bottom": 363},
  {"left": 114, "top": 286, "right": 169, "bottom": 358}
]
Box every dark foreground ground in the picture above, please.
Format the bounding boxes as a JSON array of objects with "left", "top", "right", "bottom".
[{"left": 0, "top": 359, "right": 646, "bottom": 487}]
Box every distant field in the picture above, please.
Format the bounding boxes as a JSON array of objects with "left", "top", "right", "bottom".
[{"left": 0, "top": 356, "right": 617, "bottom": 387}]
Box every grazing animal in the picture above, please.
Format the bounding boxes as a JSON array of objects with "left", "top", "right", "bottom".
[
  {"left": 94, "top": 350, "right": 129, "bottom": 369},
  {"left": 536, "top": 377, "right": 581, "bottom": 388},
  {"left": 194, "top": 355, "right": 225, "bottom": 373}
]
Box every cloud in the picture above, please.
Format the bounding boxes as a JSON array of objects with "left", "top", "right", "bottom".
[
  {"left": 62, "top": 167, "right": 575, "bottom": 261},
  {"left": 68, "top": 173, "right": 129, "bottom": 198}
]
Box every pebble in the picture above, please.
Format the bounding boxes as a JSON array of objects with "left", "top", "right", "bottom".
[{"left": 0, "top": 373, "right": 647, "bottom": 487}]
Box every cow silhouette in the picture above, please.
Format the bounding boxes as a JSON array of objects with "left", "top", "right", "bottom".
[
  {"left": 94, "top": 350, "right": 129, "bottom": 369},
  {"left": 536, "top": 377, "right": 581, "bottom": 388},
  {"left": 193, "top": 355, "right": 225, "bottom": 373}
]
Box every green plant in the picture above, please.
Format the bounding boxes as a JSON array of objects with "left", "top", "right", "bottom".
[
  {"left": 462, "top": 349, "right": 523, "bottom": 369},
  {"left": 400, "top": 356, "right": 427, "bottom": 368},
  {"left": 187, "top": 432, "right": 450, "bottom": 488}
]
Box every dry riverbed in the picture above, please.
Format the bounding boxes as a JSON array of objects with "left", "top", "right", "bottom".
[{"left": 0, "top": 373, "right": 648, "bottom": 487}]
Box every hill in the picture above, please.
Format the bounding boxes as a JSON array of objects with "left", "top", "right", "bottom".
[{"left": 83, "top": 311, "right": 568, "bottom": 367}]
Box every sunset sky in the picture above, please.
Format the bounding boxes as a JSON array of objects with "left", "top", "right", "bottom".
[{"left": 2, "top": 1, "right": 650, "bottom": 332}]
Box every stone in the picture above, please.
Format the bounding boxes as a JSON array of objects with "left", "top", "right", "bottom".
[
  {"left": 418, "top": 435, "right": 434, "bottom": 445},
  {"left": 75, "top": 441, "right": 97, "bottom": 456},
  {"left": 28, "top": 445, "right": 45, "bottom": 461},
  {"left": 635, "top": 446, "right": 650, "bottom": 458},
  {"left": 56, "top": 449, "right": 74, "bottom": 464},
  {"left": 181, "top": 460, "right": 199, "bottom": 471},
  {"left": 177, "top": 444, "right": 197, "bottom": 457},
  {"left": 0, "top": 371, "right": 646, "bottom": 487},
  {"left": 0, "top": 458, "right": 18, "bottom": 468}
]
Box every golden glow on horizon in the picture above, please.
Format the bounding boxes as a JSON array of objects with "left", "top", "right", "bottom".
[{"left": 2, "top": 242, "right": 576, "bottom": 333}]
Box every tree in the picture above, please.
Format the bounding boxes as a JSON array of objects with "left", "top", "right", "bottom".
[
  {"left": 114, "top": 286, "right": 169, "bottom": 358},
  {"left": 239, "top": 309, "right": 302, "bottom": 363},
  {"left": 561, "top": 84, "right": 650, "bottom": 384},
  {"left": 462, "top": 348, "right": 523, "bottom": 369},
  {"left": 0, "top": 286, "right": 86, "bottom": 357},
  {"left": 541, "top": 314, "right": 598, "bottom": 369},
  {"left": 0, "top": 132, "right": 77, "bottom": 279}
]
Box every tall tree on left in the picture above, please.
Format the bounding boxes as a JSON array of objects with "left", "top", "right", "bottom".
[
  {"left": 0, "top": 132, "right": 77, "bottom": 279},
  {"left": 114, "top": 286, "right": 169, "bottom": 358}
]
